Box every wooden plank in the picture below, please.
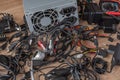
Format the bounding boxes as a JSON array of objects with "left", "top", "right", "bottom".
[{"left": 0, "top": 0, "right": 24, "bottom": 24}]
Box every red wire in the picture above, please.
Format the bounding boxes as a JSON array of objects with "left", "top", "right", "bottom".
[{"left": 106, "top": 11, "right": 120, "bottom": 16}]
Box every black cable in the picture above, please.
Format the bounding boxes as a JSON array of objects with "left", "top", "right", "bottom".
[
  {"left": 31, "top": 54, "right": 100, "bottom": 80},
  {"left": 58, "top": 56, "right": 99, "bottom": 80},
  {"left": 0, "top": 42, "right": 8, "bottom": 50},
  {"left": 9, "top": 32, "right": 23, "bottom": 43},
  {"left": 91, "top": 58, "right": 108, "bottom": 74},
  {"left": 0, "top": 13, "right": 20, "bottom": 33},
  {"left": 84, "top": 69, "right": 100, "bottom": 80},
  {"left": 0, "top": 55, "right": 20, "bottom": 80}
]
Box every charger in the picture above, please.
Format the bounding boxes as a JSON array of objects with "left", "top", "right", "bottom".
[{"left": 111, "top": 43, "right": 120, "bottom": 71}]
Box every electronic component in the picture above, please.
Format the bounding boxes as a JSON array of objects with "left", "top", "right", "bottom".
[
  {"left": 111, "top": 43, "right": 120, "bottom": 71},
  {"left": 100, "top": 0, "right": 120, "bottom": 12},
  {"left": 117, "top": 32, "right": 120, "bottom": 40},
  {"left": 60, "top": 6, "right": 76, "bottom": 16},
  {"left": 98, "top": 49, "right": 108, "bottom": 57},
  {"left": 91, "top": 58, "right": 108, "bottom": 74},
  {"left": 83, "top": 2, "right": 120, "bottom": 33},
  {"left": 45, "top": 56, "right": 99, "bottom": 80},
  {"left": 108, "top": 37, "right": 114, "bottom": 42},
  {"left": 23, "top": 0, "right": 79, "bottom": 35},
  {"left": 45, "top": 68, "right": 70, "bottom": 80},
  {"left": 99, "top": 15, "right": 120, "bottom": 33},
  {"left": 83, "top": 3, "right": 102, "bottom": 24},
  {"left": 31, "top": 50, "right": 49, "bottom": 67},
  {"left": 0, "top": 55, "right": 20, "bottom": 80},
  {"left": 33, "top": 50, "right": 45, "bottom": 61},
  {"left": 0, "top": 13, "right": 20, "bottom": 33},
  {"left": 0, "top": 13, "right": 20, "bottom": 42},
  {"left": 0, "top": 34, "right": 7, "bottom": 42}
]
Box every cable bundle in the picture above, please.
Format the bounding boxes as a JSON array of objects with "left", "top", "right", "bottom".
[
  {"left": 91, "top": 58, "right": 108, "bottom": 74},
  {"left": 0, "top": 55, "right": 20, "bottom": 80}
]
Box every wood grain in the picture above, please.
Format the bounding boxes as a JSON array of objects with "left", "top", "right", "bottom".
[
  {"left": 0, "top": 0, "right": 120, "bottom": 80},
  {"left": 0, "top": 0, "right": 24, "bottom": 24}
]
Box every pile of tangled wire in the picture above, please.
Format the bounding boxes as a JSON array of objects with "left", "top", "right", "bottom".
[{"left": 0, "top": 13, "right": 114, "bottom": 80}]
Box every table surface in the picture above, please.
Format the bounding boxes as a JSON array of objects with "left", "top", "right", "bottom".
[{"left": 0, "top": 0, "right": 120, "bottom": 80}]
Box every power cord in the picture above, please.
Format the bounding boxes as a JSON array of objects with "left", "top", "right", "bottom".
[{"left": 91, "top": 58, "right": 108, "bottom": 74}]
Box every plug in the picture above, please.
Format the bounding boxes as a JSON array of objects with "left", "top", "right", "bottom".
[
  {"left": 33, "top": 50, "right": 45, "bottom": 61},
  {"left": 108, "top": 37, "right": 114, "bottom": 42},
  {"left": 73, "top": 54, "right": 83, "bottom": 59},
  {"left": 38, "top": 41, "right": 46, "bottom": 51},
  {"left": 93, "top": 36, "right": 98, "bottom": 48},
  {"left": 0, "top": 34, "right": 7, "bottom": 42},
  {"left": 49, "top": 40, "right": 53, "bottom": 50}
]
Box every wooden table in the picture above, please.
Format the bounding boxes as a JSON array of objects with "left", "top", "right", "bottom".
[{"left": 0, "top": 0, "right": 120, "bottom": 80}]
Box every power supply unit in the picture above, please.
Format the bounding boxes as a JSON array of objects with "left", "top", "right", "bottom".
[{"left": 23, "top": 0, "right": 79, "bottom": 35}]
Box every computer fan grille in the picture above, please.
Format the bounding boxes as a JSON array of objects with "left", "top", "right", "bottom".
[{"left": 31, "top": 9, "right": 58, "bottom": 33}]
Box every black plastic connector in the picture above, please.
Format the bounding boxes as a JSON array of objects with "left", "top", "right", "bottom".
[
  {"left": 110, "top": 43, "right": 120, "bottom": 71},
  {"left": 45, "top": 68, "right": 70, "bottom": 80}
]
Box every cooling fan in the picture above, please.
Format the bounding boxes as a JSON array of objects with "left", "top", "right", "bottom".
[
  {"left": 23, "top": 0, "right": 79, "bottom": 35},
  {"left": 31, "top": 9, "right": 58, "bottom": 33}
]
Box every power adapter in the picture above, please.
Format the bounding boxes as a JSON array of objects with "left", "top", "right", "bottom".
[{"left": 111, "top": 43, "right": 120, "bottom": 71}]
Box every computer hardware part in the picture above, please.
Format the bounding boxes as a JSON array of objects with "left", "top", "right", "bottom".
[
  {"left": 99, "top": 0, "right": 120, "bottom": 12},
  {"left": 23, "top": 0, "right": 79, "bottom": 35}
]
